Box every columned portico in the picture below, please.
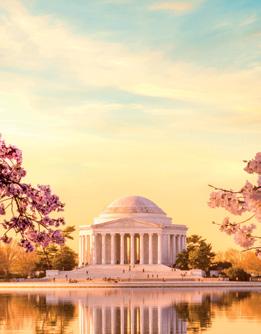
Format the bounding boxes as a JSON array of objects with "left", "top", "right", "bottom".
[
  {"left": 81, "top": 231, "right": 187, "bottom": 266},
  {"left": 79, "top": 196, "right": 187, "bottom": 266}
]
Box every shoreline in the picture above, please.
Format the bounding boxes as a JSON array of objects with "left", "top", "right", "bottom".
[{"left": 0, "top": 281, "right": 261, "bottom": 289}]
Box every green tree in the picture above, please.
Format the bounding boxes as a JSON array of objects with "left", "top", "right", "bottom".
[
  {"left": 36, "top": 226, "right": 77, "bottom": 271},
  {"left": 224, "top": 267, "right": 251, "bottom": 281},
  {"left": 36, "top": 245, "right": 78, "bottom": 271},
  {"left": 53, "top": 246, "right": 77, "bottom": 270},
  {"left": 176, "top": 234, "right": 215, "bottom": 272},
  {"left": 210, "top": 261, "right": 232, "bottom": 271}
]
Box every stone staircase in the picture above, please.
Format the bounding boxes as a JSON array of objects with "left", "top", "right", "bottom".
[{"left": 52, "top": 264, "right": 188, "bottom": 281}]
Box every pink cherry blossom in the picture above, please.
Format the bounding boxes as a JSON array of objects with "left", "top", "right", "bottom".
[
  {"left": 209, "top": 152, "right": 261, "bottom": 253},
  {"left": 244, "top": 152, "right": 261, "bottom": 174},
  {"left": 219, "top": 217, "right": 239, "bottom": 235},
  {"left": 208, "top": 190, "right": 247, "bottom": 215},
  {"left": 0, "top": 136, "right": 65, "bottom": 251},
  {"left": 233, "top": 224, "right": 256, "bottom": 248}
]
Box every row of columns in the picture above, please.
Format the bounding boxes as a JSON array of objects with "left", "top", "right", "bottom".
[
  {"left": 95, "top": 233, "right": 161, "bottom": 265},
  {"left": 79, "top": 303, "right": 187, "bottom": 334},
  {"left": 79, "top": 232, "right": 186, "bottom": 266}
]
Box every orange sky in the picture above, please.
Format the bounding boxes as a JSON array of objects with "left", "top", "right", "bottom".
[{"left": 1, "top": 0, "right": 260, "bottom": 252}]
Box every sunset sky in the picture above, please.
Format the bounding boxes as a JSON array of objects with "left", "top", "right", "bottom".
[{"left": 0, "top": 0, "right": 260, "bottom": 252}]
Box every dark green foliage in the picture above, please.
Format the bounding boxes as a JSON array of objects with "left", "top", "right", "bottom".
[
  {"left": 175, "top": 234, "right": 215, "bottom": 272},
  {"left": 210, "top": 261, "right": 232, "bottom": 271},
  {"left": 36, "top": 225, "right": 77, "bottom": 271},
  {"left": 224, "top": 267, "right": 251, "bottom": 281}
]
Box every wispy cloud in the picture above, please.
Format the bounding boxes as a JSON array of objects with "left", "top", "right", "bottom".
[
  {"left": 0, "top": 0, "right": 260, "bottom": 253},
  {"left": 149, "top": 1, "right": 198, "bottom": 13},
  {"left": 0, "top": 1, "right": 259, "bottom": 113},
  {"left": 0, "top": 0, "right": 260, "bottom": 142}
]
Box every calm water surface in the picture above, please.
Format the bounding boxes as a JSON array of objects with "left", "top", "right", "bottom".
[{"left": 0, "top": 288, "right": 260, "bottom": 334}]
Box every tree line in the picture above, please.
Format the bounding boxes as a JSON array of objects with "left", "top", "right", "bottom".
[
  {"left": 0, "top": 226, "right": 77, "bottom": 279},
  {"left": 175, "top": 234, "right": 261, "bottom": 281}
]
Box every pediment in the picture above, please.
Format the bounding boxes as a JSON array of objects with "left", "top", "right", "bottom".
[{"left": 93, "top": 218, "right": 161, "bottom": 229}]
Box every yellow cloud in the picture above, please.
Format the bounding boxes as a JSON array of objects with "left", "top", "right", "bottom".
[
  {"left": 149, "top": 1, "right": 197, "bottom": 13},
  {"left": 0, "top": 1, "right": 260, "bottom": 115}
]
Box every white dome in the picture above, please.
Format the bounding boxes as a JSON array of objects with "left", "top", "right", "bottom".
[{"left": 102, "top": 195, "right": 166, "bottom": 215}]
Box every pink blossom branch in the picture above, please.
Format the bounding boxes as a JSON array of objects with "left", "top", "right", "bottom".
[
  {"left": 0, "top": 136, "right": 66, "bottom": 251},
  {"left": 208, "top": 184, "right": 242, "bottom": 194}
]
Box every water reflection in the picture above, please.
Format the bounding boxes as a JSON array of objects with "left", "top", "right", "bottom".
[
  {"left": 79, "top": 303, "right": 187, "bottom": 333},
  {"left": 0, "top": 289, "right": 260, "bottom": 334},
  {"left": 0, "top": 293, "right": 76, "bottom": 334}
]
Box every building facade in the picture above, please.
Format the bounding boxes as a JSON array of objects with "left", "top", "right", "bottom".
[{"left": 79, "top": 196, "right": 187, "bottom": 266}]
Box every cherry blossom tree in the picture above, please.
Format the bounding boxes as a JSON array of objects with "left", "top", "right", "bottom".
[
  {"left": 0, "top": 136, "right": 65, "bottom": 251},
  {"left": 208, "top": 152, "right": 261, "bottom": 256}
]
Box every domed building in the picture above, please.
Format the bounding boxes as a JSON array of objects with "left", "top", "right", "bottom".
[{"left": 79, "top": 196, "right": 187, "bottom": 266}]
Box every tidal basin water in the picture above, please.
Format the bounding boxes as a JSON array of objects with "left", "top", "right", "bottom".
[{"left": 0, "top": 288, "right": 260, "bottom": 333}]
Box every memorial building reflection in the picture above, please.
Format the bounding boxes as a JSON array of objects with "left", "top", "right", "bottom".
[
  {"left": 78, "top": 289, "right": 202, "bottom": 334},
  {"left": 0, "top": 289, "right": 256, "bottom": 334}
]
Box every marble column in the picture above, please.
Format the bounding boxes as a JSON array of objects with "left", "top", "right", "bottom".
[
  {"left": 183, "top": 235, "right": 187, "bottom": 250},
  {"left": 102, "top": 307, "right": 106, "bottom": 334},
  {"left": 173, "top": 235, "right": 176, "bottom": 262},
  {"left": 172, "top": 308, "right": 177, "bottom": 333},
  {"left": 82, "top": 236, "right": 85, "bottom": 265},
  {"left": 158, "top": 307, "right": 162, "bottom": 334},
  {"left": 130, "top": 306, "right": 135, "bottom": 334},
  {"left": 111, "top": 307, "right": 116, "bottom": 334},
  {"left": 92, "top": 234, "right": 97, "bottom": 265},
  {"left": 179, "top": 235, "right": 183, "bottom": 253},
  {"left": 181, "top": 235, "right": 184, "bottom": 251},
  {"left": 120, "top": 233, "right": 125, "bottom": 265},
  {"left": 102, "top": 234, "right": 106, "bottom": 264},
  {"left": 149, "top": 234, "right": 153, "bottom": 265},
  {"left": 86, "top": 235, "right": 90, "bottom": 264},
  {"left": 93, "top": 307, "right": 97, "bottom": 334},
  {"left": 111, "top": 233, "right": 115, "bottom": 265},
  {"left": 130, "top": 233, "right": 135, "bottom": 265},
  {"left": 140, "top": 234, "right": 144, "bottom": 265},
  {"left": 140, "top": 306, "right": 144, "bottom": 334},
  {"left": 149, "top": 307, "right": 153, "bottom": 334},
  {"left": 120, "top": 306, "right": 125, "bottom": 334},
  {"left": 85, "top": 235, "right": 88, "bottom": 263},
  {"left": 176, "top": 235, "right": 180, "bottom": 254},
  {"left": 89, "top": 234, "right": 92, "bottom": 264},
  {"left": 157, "top": 234, "right": 162, "bottom": 264},
  {"left": 167, "top": 234, "right": 171, "bottom": 264},
  {"left": 79, "top": 236, "right": 82, "bottom": 266}
]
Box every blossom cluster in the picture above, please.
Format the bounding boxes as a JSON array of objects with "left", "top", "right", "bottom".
[
  {"left": 219, "top": 217, "right": 256, "bottom": 248},
  {"left": 244, "top": 152, "right": 261, "bottom": 174},
  {"left": 208, "top": 191, "right": 247, "bottom": 215},
  {"left": 233, "top": 224, "right": 256, "bottom": 248},
  {"left": 0, "top": 136, "right": 65, "bottom": 251},
  {"left": 209, "top": 152, "right": 261, "bottom": 250}
]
